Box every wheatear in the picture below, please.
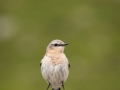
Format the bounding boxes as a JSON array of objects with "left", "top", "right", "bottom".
[{"left": 40, "top": 39, "right": 70, "bottom": 90}]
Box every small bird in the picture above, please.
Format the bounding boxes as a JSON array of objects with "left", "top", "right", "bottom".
[{"left": 40, "top": 39, "right": 70, "bottom": 90}]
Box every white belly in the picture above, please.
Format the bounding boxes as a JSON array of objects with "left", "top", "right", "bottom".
[{"left": 41, "top": 63, "right": 69, "bottom": 88}]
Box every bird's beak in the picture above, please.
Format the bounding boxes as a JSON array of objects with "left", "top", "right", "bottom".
[{"left": 63, "top": 43, "right": 69, "bottom": 46}]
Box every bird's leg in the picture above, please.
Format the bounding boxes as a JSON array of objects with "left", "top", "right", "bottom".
[
  {"left": 46, "top": 83, "right": 51, "bottom": 90},
  {"left": 62, "top": 81, "right": 65, "bottom": 90}
]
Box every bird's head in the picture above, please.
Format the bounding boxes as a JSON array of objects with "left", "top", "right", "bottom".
[{"left": 46, "top": 39, "right": 68, "bottom": 54}]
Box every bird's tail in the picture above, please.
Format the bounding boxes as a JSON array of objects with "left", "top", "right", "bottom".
[{"left": 52, "top": 88, "right": 60, "bottom": 90}]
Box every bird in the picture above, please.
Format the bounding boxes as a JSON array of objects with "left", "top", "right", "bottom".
[{"left": 40, "top": 39, "right": 70, "bottom": 90}]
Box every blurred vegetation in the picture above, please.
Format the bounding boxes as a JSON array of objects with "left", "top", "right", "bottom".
[{"left": 0, "top": 0, "right": 120, "bottom": 90}]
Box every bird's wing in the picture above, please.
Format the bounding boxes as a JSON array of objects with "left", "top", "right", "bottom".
[
  {"left": 40, "top": 62, "right": 42, "bottom": 67},
  {"left": 68, "top": 63, "right": 70, "bottom": 69}
]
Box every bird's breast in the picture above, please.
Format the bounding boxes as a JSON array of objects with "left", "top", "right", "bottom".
[{"left": 46, "top": 53, "right": 68, "bottom": 66}]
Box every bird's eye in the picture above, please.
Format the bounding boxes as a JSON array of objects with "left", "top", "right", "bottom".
[{"left": 54, "top": 43, "right": 58, "bottom": 46}]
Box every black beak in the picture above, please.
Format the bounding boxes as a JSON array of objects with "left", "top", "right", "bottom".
[{"left": 63, "top": 43, "right": 69, "bottom": 46}]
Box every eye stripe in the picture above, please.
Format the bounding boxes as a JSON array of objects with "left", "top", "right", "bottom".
[
  {"left": 54, "top": 43, "right": 59, "bottom": 46},
  {"left": 54, "top": 43, "right": 63, "bottom": 47},
  {"left": 52, "top": 43, "right": 65, "bottom": 47}
]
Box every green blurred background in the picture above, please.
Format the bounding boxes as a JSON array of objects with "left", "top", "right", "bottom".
[{"left": 0, "top": 0, "right": 120, "bottom": 90}]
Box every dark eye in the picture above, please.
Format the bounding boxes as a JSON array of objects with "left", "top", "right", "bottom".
[{"left": 54, "top": 43, "right": 58, "bottom": 46}]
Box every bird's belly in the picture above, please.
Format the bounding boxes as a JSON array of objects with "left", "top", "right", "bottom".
[{"left": 41, "top": 63, "right": 69, "bottom": 85}]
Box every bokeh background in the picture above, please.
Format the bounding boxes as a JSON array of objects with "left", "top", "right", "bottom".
[{"left": 0, "top": 0, "right": 120, "bottom": 90}]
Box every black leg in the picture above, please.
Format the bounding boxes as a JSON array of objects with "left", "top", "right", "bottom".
[
  {"left": 62, "top": 82, "right": 65, "bottom": 90},
  {"left": 46, "top": 83, "right": 51, "bottom": 90}
]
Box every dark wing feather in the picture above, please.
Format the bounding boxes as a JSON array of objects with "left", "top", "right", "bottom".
[
  {"left": 40, "top": 62, "right": 42, "bottom": 67},
  {"left": 68, "top": 63, "right": 70, "bottom": 69}
]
